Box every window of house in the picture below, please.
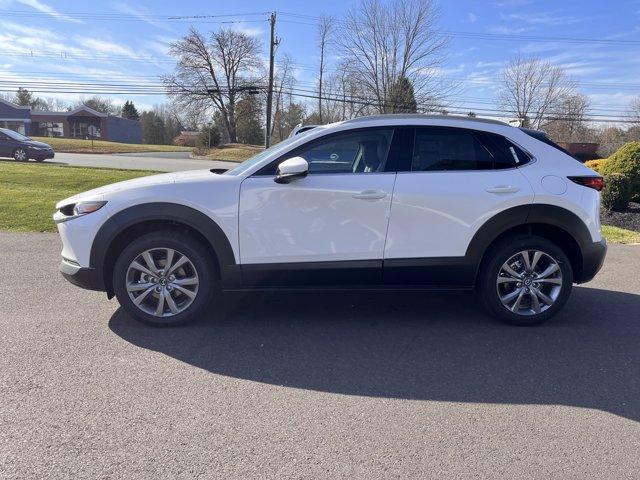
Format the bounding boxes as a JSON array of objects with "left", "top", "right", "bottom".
[
  {"left": 37, "top": 122, "right": 64, "bottom": 137},
  {"left": 0, "top": 121, "right": 26, "bottom": 135}
]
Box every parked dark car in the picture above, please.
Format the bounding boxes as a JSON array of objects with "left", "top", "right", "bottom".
[{"left": 0, "top": 127, "right": 55, "bottom": 162}]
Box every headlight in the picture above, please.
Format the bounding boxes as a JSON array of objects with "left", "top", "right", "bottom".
[
  {"left": 55, "top": 201, "right": 107, "bottom": 223},
  {"left": 73, "top": 201, "right": 107, "bottom": 216}
]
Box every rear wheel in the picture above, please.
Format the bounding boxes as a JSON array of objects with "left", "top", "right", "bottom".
[
  {"left": 478, "top": 235, "right": 573, "bottom": 326},
  {"left": 113, "top": 231, "right": 216, "bottom": 326},
  {"left": 13, "top": 148, "right": 27, "bottom": 161}
]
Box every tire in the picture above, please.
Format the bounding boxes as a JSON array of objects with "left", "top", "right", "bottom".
[
  {"left": 478, "top": 235, "right": 573, "bottom": 326},
  {"left": 13, "top": 148, "right": 28, "bottom": 161},
  {"left": 113, "top": 231, "right": 216, "bottom": 327},
  {"left": 35, "top": 157, "right": 45, "bottom": 162}
]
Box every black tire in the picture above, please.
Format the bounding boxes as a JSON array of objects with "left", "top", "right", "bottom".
[
  {"left": 13, "top": 148, "right": 28, "bottom": 161},
  {"left": 478, "top": 235, "right": 573, "bottom": 326},
  {"left": 113, "top": 231, "right": 216, "bottom": 327}
]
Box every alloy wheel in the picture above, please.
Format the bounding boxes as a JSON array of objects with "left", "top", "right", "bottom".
[
  {"left": 125, "top": 248, "right": 199, "bottom": 317},
  {"left": 496, "top": 250, "right": 563, "bottom": 316},
  {"left": 14, "top": 149, "right": 27, "bottom": 161}
]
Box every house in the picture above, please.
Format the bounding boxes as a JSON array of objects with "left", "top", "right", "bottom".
[
  {"left": 0, "top": 98, "right": 142, "bottom": 144},
  {"left": 0, "top": 98, "right": 31, "bottom": 135}
]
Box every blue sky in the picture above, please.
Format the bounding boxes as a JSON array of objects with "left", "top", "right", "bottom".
[{"left": 0, "top": 0, "right": 638, "bottom": 120}]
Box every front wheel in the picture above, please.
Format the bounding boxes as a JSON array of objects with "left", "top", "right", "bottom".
[
  {"left": 13, "top": 148, "right": 28, "bottom": 161},
  {"left": 113, "top": 231, "right": 216, "bottom": 326},
  {"left": 478, "top": 235, "right": 573, "bottom": 326}
]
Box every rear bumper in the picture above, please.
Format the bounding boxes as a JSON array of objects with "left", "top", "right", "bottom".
[
  {"left": 60, "top": 259, "right": 105, "bottom": 291},
  {"left": 577, "top": 239, "right": 607, "bottom": 283}
]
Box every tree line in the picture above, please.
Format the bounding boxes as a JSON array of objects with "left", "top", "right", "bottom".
[{"left": 3, "top": 0, "right": 640, "bottom": 152}]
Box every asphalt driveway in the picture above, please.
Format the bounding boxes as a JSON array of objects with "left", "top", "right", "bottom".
[{"left": 1, "top": 232, "right": 639, "bottom": 479}]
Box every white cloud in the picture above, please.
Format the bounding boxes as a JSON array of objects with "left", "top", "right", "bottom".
[
  {"left": 468, "top": 13, "right": 477, "bottom": 23},
  {"left": 79, "top": 38, "right": 140, "bottom": 59},
  {"left": 486, "top": 25, "right": 529, "bottom": 34},
  {"left": 0, "top": 20, "right": 61, "bottom": 40},
  {"left": 228, "top": 21, "right": 264, "bottom": 37},
  {"left": 502, "top": 11, "right": 583, "bottom": 27},
  {"left": 16, "top": 0, "right": 83, "bottom": 23},
  {"left": 111, "top": 1, "right": 176, "bottom": 33}
]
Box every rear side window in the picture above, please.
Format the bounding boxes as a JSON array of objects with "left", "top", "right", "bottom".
[
  {"left": 411, "top": 127, "right": 527, "bottom": 172},
  {"left": 519, "top": 127, "right": 576, "bottom": 160},
  {"left": 480, "top": 133, "right": 531, "bottom": 167}
]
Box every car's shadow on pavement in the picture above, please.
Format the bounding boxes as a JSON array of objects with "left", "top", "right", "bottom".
[{"left": 109, "top": 286, "right": 640, "bottom": 422}]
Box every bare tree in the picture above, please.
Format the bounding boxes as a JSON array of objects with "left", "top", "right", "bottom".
[
  {"left": 163, "top": 27, "right": 262, "bottom": 143},
  {"left": 267, "top": 54, "right": 298, "bottom": 142},
  {"left": 334, "top": 0, "right": 449, "bottom": 113},
  {"left": 542, "top": 93, "right": 590, "bottom": 142},
  {"left": 499, "top": 54, "right": 576, "bottom": 129},
  {"left": 317, "top": 15, "right": 334, "bottom": 123},
  {"left": 630, "top": 96, "right": 640, "bottom": 125}
]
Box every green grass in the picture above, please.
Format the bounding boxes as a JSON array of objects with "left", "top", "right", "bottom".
[
  {"left": 0, "top": 161, "right": 156, "bottom": 232},
  {"left": 601, "top": 225, "right": 640, "bottom": 244},
  {"left": 199, "top": 143, "right": 263, "bottom": 162},
  {"left": 3, "top": 159, "right": 640, "bottom": 245},
  {"left": 31, "top": 136, "right": 192, "bottom": 154}
]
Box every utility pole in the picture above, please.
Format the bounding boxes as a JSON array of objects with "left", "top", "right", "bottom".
[{"left": 265, "top": 11, "right": 278, "bottom": 148}]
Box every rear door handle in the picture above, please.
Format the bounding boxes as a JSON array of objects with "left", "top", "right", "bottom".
[
  {"left": 485, "top": 185, "right": 520, "bottom": 194},
  {"left": 353, "top": 189, "right": 387, "bottom": 200}
]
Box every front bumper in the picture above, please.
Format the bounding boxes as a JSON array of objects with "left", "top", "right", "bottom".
[
  {"left": 577, "top": 239, "right": 607, "bottom": 283},
  {"left": 60, "top": 259, "right": 105, "bottom": 291},
  {"left": 30, "top": 149, "right": 55, "bottom": 159}
]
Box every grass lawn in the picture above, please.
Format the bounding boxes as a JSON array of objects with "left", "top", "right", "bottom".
[
  {"left": 200, "top": 143, "right": 263, "bottom": 162},
  {"left": 2, "top": 159, "right": 640, "bottom": 246},
  {"left": 601, "top": 225, "right": 640, "bottom": 244},
  {"left": 0, "top": 161, "right": 156, "bottom": 232},
  {"left": 31, "top": 136, "right": 192, "bottom": 154}
]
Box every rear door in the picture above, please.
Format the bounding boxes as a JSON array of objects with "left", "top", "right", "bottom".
[{"left": 384, "top": 126, "right": 534, "bottom": 285}]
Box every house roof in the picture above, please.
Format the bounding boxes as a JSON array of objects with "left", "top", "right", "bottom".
[
  {"left": 0, "top": 98, "right": 31, "bottom": 110},
  {"left": 67, "top": 106, "right": 108, "bottom": 117}
]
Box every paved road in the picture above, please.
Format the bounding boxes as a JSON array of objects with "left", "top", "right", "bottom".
[
  {"left": 1, "top": 233, "right": 639, "bottom": 479},
  {"left": 43, "top": 151, "right": 237, "bottom": 172}
]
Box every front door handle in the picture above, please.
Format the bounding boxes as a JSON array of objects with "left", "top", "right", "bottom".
[
  {"left": 353, "top": 189, "right": 387, "bottom": 200},
  {"left": 486, "top": 185, "right": 520, "bottom": 194}
]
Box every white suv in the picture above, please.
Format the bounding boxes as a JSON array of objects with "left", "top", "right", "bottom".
[{"left": 54, "top": 115, "right": 606, "bottom": 326}]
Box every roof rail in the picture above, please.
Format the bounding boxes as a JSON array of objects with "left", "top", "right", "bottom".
[{"left": 342, "top": 113, "right": 509, "bottom": 126}]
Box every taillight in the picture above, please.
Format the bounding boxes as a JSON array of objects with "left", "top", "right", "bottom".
[{"left": 568, "top": 176, "right": 604, "bottom": 191}]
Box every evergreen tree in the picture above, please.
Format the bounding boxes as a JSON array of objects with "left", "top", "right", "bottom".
[
  {"left": 121, "top": 100, "right": 140, "bottom": 121},
  {"left": 140, "top": 111, "right": 166, "bottom": 145},
  {"left": 386, "top": 76, "right": 417, "bottom": 113},
  {"left": 236, "top": 94, "right": 264, "bottom": 145},
  {"left": 197, "top": 124, "right": 221, "bottom": 148},
  {"left": 15, "top": 88, "right": 34, "bottom": 107}
]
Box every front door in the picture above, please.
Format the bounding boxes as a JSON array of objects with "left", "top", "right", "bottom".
[
  {"left": 239, "top": 128, "right": 397, "bottom": 286},
  {"left": 0, "top": 132, "right": 14, "bottom": 157}
]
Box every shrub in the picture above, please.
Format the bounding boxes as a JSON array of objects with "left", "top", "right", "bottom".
[
  {"left": 584, "top": 159, "right": 608, "bottom": 173},
  {"left": 600, "top": 142, "right": 640, "bottom": 199},
  {"left": 601, "top": 173, "right": 632, "bottom": 211}
]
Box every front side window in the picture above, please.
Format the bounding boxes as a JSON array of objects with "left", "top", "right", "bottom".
[
  {"left": 295, "top": 129, "right": 394, "bottom": 174},
  {"left": 411, "top": 127, "right": 523, "bottom": 172}
]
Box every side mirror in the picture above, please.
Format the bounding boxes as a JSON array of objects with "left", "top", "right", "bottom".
[{"left": 274, "top": 156, "right": 309, "bottom": 184}]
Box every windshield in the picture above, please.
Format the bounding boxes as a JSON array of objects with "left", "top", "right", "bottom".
[
  {"left": 0, "top": 128, "right": 30, "bottom": 141},
  {"left": 224, "top": 136, "right": 303, "bottom": 176}
]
